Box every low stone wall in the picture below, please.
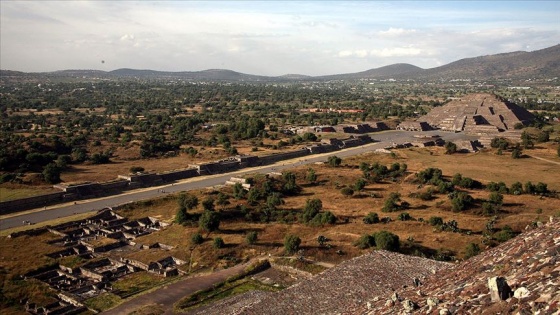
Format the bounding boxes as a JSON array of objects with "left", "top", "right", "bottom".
[
  {"left": 258, "top": 149, "right": 310, "bottom": 165},
  {"left": 0, "top": 192, "right": 65, "bottom": 215},
  {"left": 160, "top": 168, "right": 199, "bottom": 182}
]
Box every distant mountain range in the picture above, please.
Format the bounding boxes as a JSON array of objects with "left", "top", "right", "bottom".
[{"left": 2, "top": 44, "right": 559, "bottom": 82}]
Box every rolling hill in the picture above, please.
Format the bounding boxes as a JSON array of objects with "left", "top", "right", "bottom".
[{"left": 1, "top": 44, "right": 558, "bottom": 82}]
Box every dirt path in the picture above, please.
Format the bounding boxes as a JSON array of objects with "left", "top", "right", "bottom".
[
  {"left": 102, "top": 262, "right": 251, "bottom": 315},
  {"left": 527, "top": 154, "right": 560, "bottom": 166}
]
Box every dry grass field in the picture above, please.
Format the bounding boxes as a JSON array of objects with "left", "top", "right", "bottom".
[{"left": 1, "top": 145, "right": 559, "bottom": 313}]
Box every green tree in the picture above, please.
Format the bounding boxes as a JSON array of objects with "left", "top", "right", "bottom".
[
  {"left": 445, "top": 141, "right": 457, "bottom": 154},
  {"left": 327, "top": 155, "right": 342, "bottom": 167},
  {"left": 266, "top": 192, "right": 284, "bottom": 209},
  {"left": 301, "top": 198, "right": 322, "bottom": 223},
  {"left": 535, "top": 182, "right": 548, "bottom": 195},
  {"left": 199, "top": 210, "right": 220, "bottom": 235},
  {"left": 363, "top": 212, "right": 380, "bottom": 224},
  {"left": 306, "top": 168, "right": 317, "bottom": 184},
  {"left": 246, "top": 231, "right": 258, "bottom": 245},
  {"left": 42, "top": 163, "right": 61, "bottom": 184},
  {"left": 216, "top": 193, "right": 230, "bottom": 209},
  {"left": 284, "top": 235, "right": 301, "bottom": 254},
  {"left": 521, "top": 131, "right": 534, "bottom": 149},
  {"left": 232, "top": 182, "right": 246, "bottom": 199},
  {"left": 282, "top": 172, "right": 299, "bottom": 195},
  {"left": 178, "top": 193, "right": 199, "bottom": 215},
  {"left": 374, "top": 230, "right": 400, "bottom": 252},
  {"left": 450, "top": 192, "right": 474, "bottom": 212},
  {"left": 488, "top": 192, "right": 504, "bottom": 206},
  {"left": 175, "top": 207, "right": 189, "bottom": 224},
  {"left": 511, "top": 146, "right": 522, "bottom": 159},
  {"left": 354, "top": 178, "right": 367, "bottom": 192},
  {"left": 510, "top": 182, "right": 523, "bottom": 195},
  {"left": 382, "top": 192, "right": 401, "bottom": 212},
  {"left": 202, "top": 197, "right": 215, "bottom": 212}
]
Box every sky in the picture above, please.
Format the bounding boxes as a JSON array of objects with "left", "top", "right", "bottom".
[{"left": 1, "top": 1, "right": 559, "bottom": 76}]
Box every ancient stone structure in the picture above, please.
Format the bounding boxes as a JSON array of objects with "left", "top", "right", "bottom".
[{"left": 419, "top": 93, "right": 534, "bottom": 135}]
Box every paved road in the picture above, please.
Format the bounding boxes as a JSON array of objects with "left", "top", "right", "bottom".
[
  {"left": 0, "top": 130, "right": 475, "bottom": 231},
  {"left": 102, "top": 261, "right": 252, "bottom": 315}
]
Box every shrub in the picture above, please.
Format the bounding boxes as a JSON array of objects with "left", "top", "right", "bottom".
[
  {"left": 535, "top": 182, "right": 548, "bottom": 195},
  {"left": 445, "top": 141, "right": 457, "bottom": 154},
  {"left": 213, "top": 237, "right": 225, "bottom": 249},
  {"left": 397, "top": 212, "right": 412, "bottom": 221},
  {"left": 199, "top": 210, "right": 220, "bottom": 234},
  {"left": 415, "top": 190, "right": 434, "bottom": 201},
  {"left": 490, "top": 137, "right": 509, "bottom": 150},
  {"left": 354, "top": 234, "right": 375, "bottom": 249},
  {"left": 327, "top": 155, "right": 342, "bottom": 167},
  {"left": 42, "top": 163, "right": 61, "bottom": 184},
  {"left": 354, "top": 178, "right": 367, "bottom": 191},
  {"left": 488, "top": 192, "right": 504, "bottom": 206},
  {"left": 449, "top": 191, "right": 474, "bottom": 212},
  {"left": 309, "top": 211, "right": 337, "bottom": 226},
  {"left": 494, "top": 226, "right": 515, "bottom": 242},
  {"left": 175, "top": 207, "right": 188, "bottom": 224},
  {"left": 382, "top": 192, "right": 401, "bottom": 212},
  {"left": 487, "top": 181, "right": 508, "bottom": 194},
  {"left": 191, "top": 233, "right": 204, "bottom": 245},
  {"left": 373, "top": 230, "right": 400, "bottom": 252},
  {"left": 340, "top": 187, "right": 354, "bottom": 197},
  {"left": 510, "top": 182, "right": 523, "bottom": 195},
  {"left": 464, "top": 243, "right": 481, "bottom": 259},
  {"left": 301, "top": 198, "right": 323, "bottom": 223},
  {"left": 363, "top": 212, "right": 380, "bottom": 224},
  {"left": 416, "top": 167, "right": 443, "bottom": 184},
  {"left": 428, "top": 216, "right": 444, "bottom": 226},
  {"left": 482, "top": 202, "right": 499, "bottom": 216},
  {"left": 246, "top": 231, "right": 258, "bottom": 245},
  {"left": 284, "top": 235, "right": 301, "bottom": 254}
]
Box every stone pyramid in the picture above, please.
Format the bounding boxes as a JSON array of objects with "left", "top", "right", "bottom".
[{"left": 419, "top": 93, "right": 534, "bottom": 134}]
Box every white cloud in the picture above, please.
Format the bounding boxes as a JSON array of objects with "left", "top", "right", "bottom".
[
  {"left": 378, "top": 27, "right": 417, "bottom": 37},
  {"left": 120, "top": 34, "right": 135, "bottom": 41},
  {"left": 370, "top": 47, "right": 423, "bottom": 57},
  {"left": 1, "top": 1, "right": 559, "bottom": 75}
]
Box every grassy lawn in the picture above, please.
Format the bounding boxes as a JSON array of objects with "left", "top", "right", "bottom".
[
  {"left": 112, "top": 272, "right": 175, "bottom": 298},
  {"left": 83, "top": 292, "right": 122, "bottom": 312}
]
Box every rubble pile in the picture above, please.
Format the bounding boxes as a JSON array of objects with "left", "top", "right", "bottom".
[
  {"left": 197, "top": 251, "right": 450, "bottom": 314},
  {"left": 361, "top": 219, "right": 560, "bottom": 314}
]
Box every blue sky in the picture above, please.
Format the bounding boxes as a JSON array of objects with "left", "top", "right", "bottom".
[{"left": 1, "top": 1, "right": 558, "bottom": 75}]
